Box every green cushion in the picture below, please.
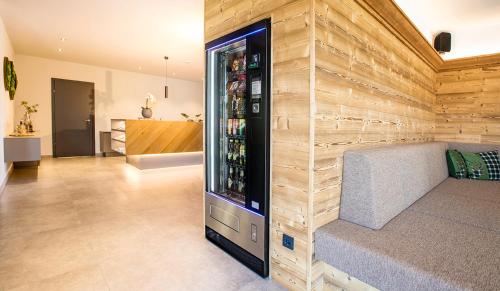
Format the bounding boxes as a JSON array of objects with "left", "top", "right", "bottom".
[
  {"left": 446, "top": 150, "right": 467, "bottom": 179},
  {"left": 461, "top": 152, "right": 489, "bottom": 180}
]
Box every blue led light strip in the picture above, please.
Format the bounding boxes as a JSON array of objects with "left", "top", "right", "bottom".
[{"left": 206, "top": 27, "right": 266, "bottom": 51}]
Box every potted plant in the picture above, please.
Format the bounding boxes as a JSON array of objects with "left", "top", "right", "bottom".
[
  {"left": 180, "top": 113, "right": 203, "bottom": 123},
  {"left": 142, "top": 93, "right": 156, "bottom": 119},
  {"left": 21, "top": 101, "right": 39, "bottom": 132}
]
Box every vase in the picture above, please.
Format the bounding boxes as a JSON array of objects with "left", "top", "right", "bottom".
[
  {"left": 141, "top": 107, "right": 153, "bottom": 119},
  {"left": 23, "top": 112, "right": 34, "bottom": 132}
]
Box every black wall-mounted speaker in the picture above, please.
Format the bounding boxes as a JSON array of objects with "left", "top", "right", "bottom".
[{"left": 434, "top": 32, "right": 451, "bottom": 53}]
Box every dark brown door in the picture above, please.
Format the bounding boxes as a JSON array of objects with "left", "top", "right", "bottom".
[{"left": 52, "top": 78, "right": 95, "bottom": 157}]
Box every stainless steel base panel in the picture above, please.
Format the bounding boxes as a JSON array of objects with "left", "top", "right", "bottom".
[{"left": 204, "top": 192, "right": 265, "bottom": 261}]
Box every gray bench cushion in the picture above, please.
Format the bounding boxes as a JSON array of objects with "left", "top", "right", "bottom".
[
  {"left": 340, "top": 142, "right": 449, "bottom": 229},
  {"left": 409, "top": 179, "right": 500, "bottom": 232},
  {"left": 316, "top": 178, "right": 500, "bottom": 291}
]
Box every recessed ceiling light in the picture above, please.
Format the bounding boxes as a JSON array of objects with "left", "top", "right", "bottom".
[{"left": 57, "top": 48, "right": 63, "bottom": 52}]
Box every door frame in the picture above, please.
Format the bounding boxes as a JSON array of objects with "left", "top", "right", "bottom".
[{"left": 51, "top": 78, "right": 96, "bottom": 158}]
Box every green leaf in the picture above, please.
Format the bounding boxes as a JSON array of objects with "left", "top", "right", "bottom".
[{"left": 4, "top": 58, "right": 17, "bottom": 99}]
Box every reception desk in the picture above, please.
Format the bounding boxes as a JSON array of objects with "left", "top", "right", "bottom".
[{"left": 111, "top": 119, "right": 203, "bottom": 169}]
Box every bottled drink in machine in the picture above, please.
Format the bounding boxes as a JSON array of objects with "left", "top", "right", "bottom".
[
  {"left": 233, "top": 140, "right": 240, "bottom": 163},
  {"left": 239, "top": 143, "right": 245, "bottom": 166},
  {"left": 232, "top": 119, "right": 238, "bottom": 136},
  {"left": 227, "top": 119, "right": 233, "bottom": 135},
  {"left": 238, "top": 119, "right": 245, "bottom": 136}
]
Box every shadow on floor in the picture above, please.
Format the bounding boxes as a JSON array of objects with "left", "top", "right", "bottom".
[{"left": 7, "top": 167, "right": 39, "bottom": 185}]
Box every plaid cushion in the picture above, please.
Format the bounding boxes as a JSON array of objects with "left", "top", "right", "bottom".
[
  {"left": 478, "top": 151, "right": 500, "bottom": 181},
  {"left": 456, "top": 167, "right": 467, "bottom": 179},
  {"left": 469, "top": 168, "right": 483, "bottom": 179}
]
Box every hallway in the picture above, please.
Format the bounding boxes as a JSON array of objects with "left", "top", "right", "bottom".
[{"left": 0, "top": 157, "right": 281, "bottom": 290}]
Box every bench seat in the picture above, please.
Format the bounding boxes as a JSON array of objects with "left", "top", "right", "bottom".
[{"left": 316, "top": 178, "right": 500, "bottom": 291}]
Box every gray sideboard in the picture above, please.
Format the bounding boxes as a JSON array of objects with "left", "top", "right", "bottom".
[{"left": 4, "top": 136, "right": 41, "bottom": 166}]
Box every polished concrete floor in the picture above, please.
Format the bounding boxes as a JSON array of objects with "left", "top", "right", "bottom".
[{"left": 0, "top": 157, "right": 283, "bottom": 291}]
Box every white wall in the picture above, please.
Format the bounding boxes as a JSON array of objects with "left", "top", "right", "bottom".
[
  {"left": 0, "top": 17, "right": 15, "bottom": 189},
  {"left": 14, "top": 55, "right": 203, "bottom": 155}
]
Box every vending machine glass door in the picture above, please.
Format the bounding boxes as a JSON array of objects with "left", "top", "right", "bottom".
[{"left": 206, "top": 39, "right": 248, "bottom": 206}]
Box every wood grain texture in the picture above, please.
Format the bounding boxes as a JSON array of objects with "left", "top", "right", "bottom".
[
  {"left": 206, "top": 0, "right": 498, "bottom": 290},
  {"left": 206, "top": 1, "right": 314, "bottom": 289},
  {"left": 125, "top": 120, "right": 203, "bottom": 155},
  {"left": 312, "top": 0, "right": 436, "bottom": 289},
  {"left": 313, "top": 0, "right": 435, "bottom": 230},
  {"left": 440, "top": 53, "right": 500, "bottom": 72},
  {"left": 435, "top": 65, "right": 500, "bottom": 144},
  {"left": 318, "top": 261, "right": 379, "bottom": 291},
  {"left": 355, "top": 0, "right": 443, "bottom": 71}
]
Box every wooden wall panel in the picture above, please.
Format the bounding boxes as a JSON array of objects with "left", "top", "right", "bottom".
[
  {"left": 205, "top": 1, "right": 314, "bottom": 290},
  {"left": 311, "top": 0, "right": 437, "bottom": 288},
  {"left": 272, "top": 3, "right": 313, "bottom": 289},
  {"left": 440, "top": 53, "right": 500, "bottom": 72},
  {"left": 206, "top": 0, "right": 498, "bottom": 290},
  {"left": 435, "top": 65, "right": 500, "bottom": 144},
  {"left": 312, "top": 0, "right": 436, "bottom": 235}
]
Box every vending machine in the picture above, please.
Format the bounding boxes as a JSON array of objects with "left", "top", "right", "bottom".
[{"left": 204, "top": 19, "right": 271, "bottom": 277}]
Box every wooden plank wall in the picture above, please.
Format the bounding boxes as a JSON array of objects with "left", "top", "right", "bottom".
[
  {"left": 206, "top": 0, "right": 500, "bottom": 290},
  {"left": 312, "top": 0, "right": 436, "bottom": 287},
  {"left": 205, "top": 0, "right": 440, "bottom": 290},
  {"left": 205, "top": 1, "right": 315, "bottom": 289},
  {"left": 435, "top": 65, "right": 500, "bottom": 144},
  {"left": 312, "top": 0, "right": 436, "bottom": 229}
]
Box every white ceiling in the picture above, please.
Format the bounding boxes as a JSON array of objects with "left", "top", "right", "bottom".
[
  {"left": 394, "top": 0, "right": 500, "bottom": 60},
  {"left": 1, "top": 0, "right": 498, "bottom": 76},
  {"left": 0, "top": 0, "right": 204, "bottom": 81}
]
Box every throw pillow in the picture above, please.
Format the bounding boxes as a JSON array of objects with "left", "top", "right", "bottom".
[
  {"left": 461, "top": 152, "right": 490, "bottom": 180},
  {"left": 477, "top": 151, "right": 500, "bottom": 181},
  {"left": 446, "top": 149, "right": 467, "bottom": 179}
]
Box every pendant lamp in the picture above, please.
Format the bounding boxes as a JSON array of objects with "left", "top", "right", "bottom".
[{"left": 164, "top": 56, "right": 169, "bottom": 98}]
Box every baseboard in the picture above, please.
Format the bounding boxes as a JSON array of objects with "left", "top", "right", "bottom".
[
  {"left": 0, "top": 162, "right": 14, "bottom": 196},
  {"left": 96, "top": 152, "right": 122, "bottom": 157}
]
